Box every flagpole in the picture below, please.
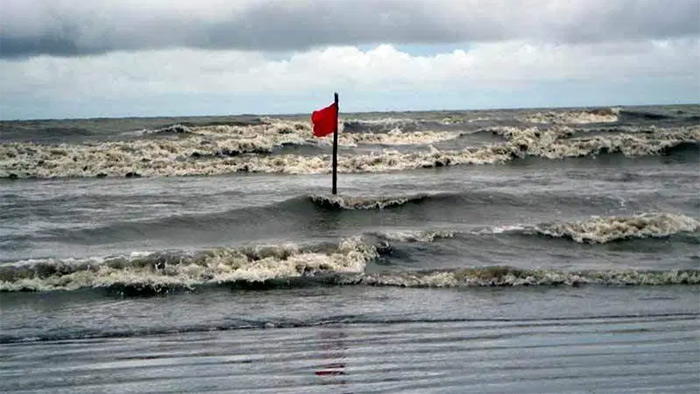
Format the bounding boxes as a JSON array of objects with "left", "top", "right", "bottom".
[{"left": 332, "top": 92, "right": 339, "bottom": 195}]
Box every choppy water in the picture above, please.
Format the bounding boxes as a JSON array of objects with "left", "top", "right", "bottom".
[{"left": 1, "top": 105, "right": 699, "bottom": 392}]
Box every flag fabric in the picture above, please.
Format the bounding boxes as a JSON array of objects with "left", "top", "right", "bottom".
[{"left": 311, "top": 102, "right": 338, "bottom": 137}]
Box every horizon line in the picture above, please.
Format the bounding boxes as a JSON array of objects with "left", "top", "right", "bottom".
[{"left": 1, "top": 102, "right": 698, "bottom": 123}]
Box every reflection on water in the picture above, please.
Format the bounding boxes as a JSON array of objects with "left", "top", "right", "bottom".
[{"left": 314, "top": 326, "right": 348, "bottom": 384}]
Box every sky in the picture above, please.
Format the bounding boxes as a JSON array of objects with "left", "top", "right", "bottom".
[{"left": 0, "top": 0, "right": 699, "bottom": 120}]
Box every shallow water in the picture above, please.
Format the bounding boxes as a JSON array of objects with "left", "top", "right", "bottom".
[{"left": 2, "top": 286, "right": 699, "bottom": 393}]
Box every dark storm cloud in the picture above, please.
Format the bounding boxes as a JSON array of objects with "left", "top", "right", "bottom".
[{"left": 1, "top": 0, "right": 698, "bottom": 58}]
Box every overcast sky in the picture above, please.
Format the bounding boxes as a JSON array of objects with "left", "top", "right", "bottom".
[{"left": 1, "top": 0, "right": 698, "bottom": 120}]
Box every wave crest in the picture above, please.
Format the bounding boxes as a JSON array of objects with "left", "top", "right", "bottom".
[
  {"left": 338, "top": 129, "right": 459, "bottom": 146},
  {"left": 1, "top": 125, "right": 697, "bottom": 178},
  {"left": 342, "top": 118, "right": 420, "bottom": 132},
  {"left": 308, "top": 194, "right": 429, "bottom": 210},
  {"left": 347, "top": 267, "right": 700, "bottom": 287},
  {"left": 535, "top": 213, "right": 700, "bottom": 244},
  {"left": 0, "top": 119, "right": 313, "bottom": 178},
  {"left": 2, "top": 219, "right": 698, "bottom": 293},
  {"left": 0, "top": 238, "right": 376, "bottom": 292},
  {"left": 137, "top": 124, "right": 193, "bottom": 135},
  {"left": 375, "top": 229, "right": 455, "bottom": 243},
  {"left": 522, "top": 108, "right": 619, "bottom": 124},
  {"left": 371, "top": 213, "right": 699, "bottom": 244}
]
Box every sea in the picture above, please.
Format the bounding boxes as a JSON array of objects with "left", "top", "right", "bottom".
[{"left": 1, "top": 105, "right": 699, "bottom": 393}]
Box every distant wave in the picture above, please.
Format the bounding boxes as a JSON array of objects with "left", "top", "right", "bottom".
[
  {"left": 618, "top": 109, "right": 673, "bottom": 121},
  {"left": 338, "top": 129, "right": 461, "bottom": 146},
  {"left": 521, "top": 108, "right": 620, "bottom": 124},
  {"left": 439, "top": 115, "right": 491, "bottom": 124},
  {"left": 342, "top": 118, "right": 421, "bottom": 132},
  {"left": 1, "top": 124, "right": 697, "bottom": 178},
  {"left": 0, "top": 119, "right": 476, "bottom": 178},
  {"left": 135, "top": 124, "right": 193, "bottom": 135},
  {"left": 0, "top": 119, "right": 314, "bottom": 178}
]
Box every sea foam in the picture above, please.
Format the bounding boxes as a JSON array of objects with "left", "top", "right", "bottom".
[
  {"left": 522, "top": 108, "right": 620, "bottom": 124},
  {"left": 534, "top": 213, "right": 700, "bottom": 244},
  {"left": 347, "top": 267, "right": 700, "bottom": 287},
  {"left": 308, "top": 193, "right": 430, "bottom": 210},
  {"left": 1, "top": 124, "right": 697, "bottom": 178},
  {"left": 0, "top": 238, "right": 376, "bottom": 292}
]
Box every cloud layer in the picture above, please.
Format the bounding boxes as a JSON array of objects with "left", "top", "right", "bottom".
[
  {"left": 1, "top": 0, "right": 698, "bottom": 119},
  {"left": 2, "top": 38, "right": 698, "bottom": 119},
  {"left": 2, "top": 0, "right": 699, "bottom": 58},
  {"left": 4, "top": 40, "right": 697, "bottom": 94}
]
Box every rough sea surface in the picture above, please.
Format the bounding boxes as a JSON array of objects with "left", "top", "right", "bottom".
[{"left": 1, "top": 105, "right": 699, "bottom": 393}]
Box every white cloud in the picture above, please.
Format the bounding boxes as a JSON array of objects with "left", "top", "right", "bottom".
[
  {"left": 2, "top": 39, "right": 697, "bottom": 96},
  {"left": 1, "top": 38, "right": 697, "bottom": 118},
  {"left": 1, "top": 0, "right": 697, "bottom": 118}
]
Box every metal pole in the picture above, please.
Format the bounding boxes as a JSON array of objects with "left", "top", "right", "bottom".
[{"left": 332, "top": 92, "right": 339, "bottom": 195}]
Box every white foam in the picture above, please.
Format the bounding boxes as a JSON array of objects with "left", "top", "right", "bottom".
[
  {"left": 0, "top": 119, "right": 313, "bottom": 178},
  {"left": 1, "top": 124, "right": 697, "bottom": 178},
  {"left": 440, "top": 116, "right": 491, "bottom": 124},
  {"left": 491, "top": 125, "right": 699, "bottom": 159},
  {"left": 536, "top": 213, "right": 700, "bottom": 243},
  {"left": 378, "top": 230, "right": 455, "bottom": 243},
  {"left": 308, "top": 194, "right": 430, "bottom": 210},
  {"left": 343, "top": 118, "right": 419, "bottom": 130},
  {"left": 522, "top": 108, "right": 619, "bottom": 124},
  {"left": 339, "top": 128, "right": 459, "bottom": 146},
  {"left": 0, "top": 238, "right": 377, "bottom": 292},
  {"left": 350, "top": 267, "right": 700, "bottom": 287},
  {"left": 471, "top": 225, "right": 529, "bottom": 235}
]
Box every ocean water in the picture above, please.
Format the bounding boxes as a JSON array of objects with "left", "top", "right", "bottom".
[{"left": 1, "top": 105, "right": 699, "bottom": 393}]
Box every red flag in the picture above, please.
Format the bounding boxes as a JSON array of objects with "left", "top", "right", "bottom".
[{"left": 311, "top": 103, "right": 338, "bottom": 137}]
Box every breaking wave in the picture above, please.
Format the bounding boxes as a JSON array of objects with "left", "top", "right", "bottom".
[
  {"left": 488, "top": 125, "right": 699, "bottom": 159},
  {"left": 1, "top": 125, "right": 697, "bottom": 178},
  {"left": 0, "top": 238, "right": 376, "bottom": 292},
  {"left": 522, "top": 108, "right": 620, "bottom": 124},
  {"left": 342, "top": 118, "right": 421, "bottom": 132},
  {"left": 534, "top": 213, "right": 700, "bottom": 244},
  {"left": 369, "top": 213, "right": 699, "bottom": 245},
  {"left": 308, "top": 193, "right": 430, "bottom": 210},
  {"left": 2, "top": 213, "right": 698, "bottom": 293},
  {"left": 3, "top": 252, "right": 698, "bottom": 293},
  {"left": 374, "top": 229, "right": 456, "bottom": 243},
  {"left": 0, "top": 119, "right": 313, "bottom": 178},
  {"left": 137, "top": 124, "right": 193, "bottom": 135},
  {"left": 347, "top": 267, "right": 700, "bottom": 287},
  {"left": 337, "top": 129, "right": 460, "bottom": 146},
  {"left": 370, "top": 213, "right": 699, "bottom": 245},
  {"left": 369, "top": 211, "right": 699, "bottom": 245}
]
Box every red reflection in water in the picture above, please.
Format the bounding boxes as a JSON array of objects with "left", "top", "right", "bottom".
[
  {"left": 313, "top": 327, "right": 348, "bottom": 383},
  {"left": 315, "top": 362, "right": 347, "bottom": 376}
]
